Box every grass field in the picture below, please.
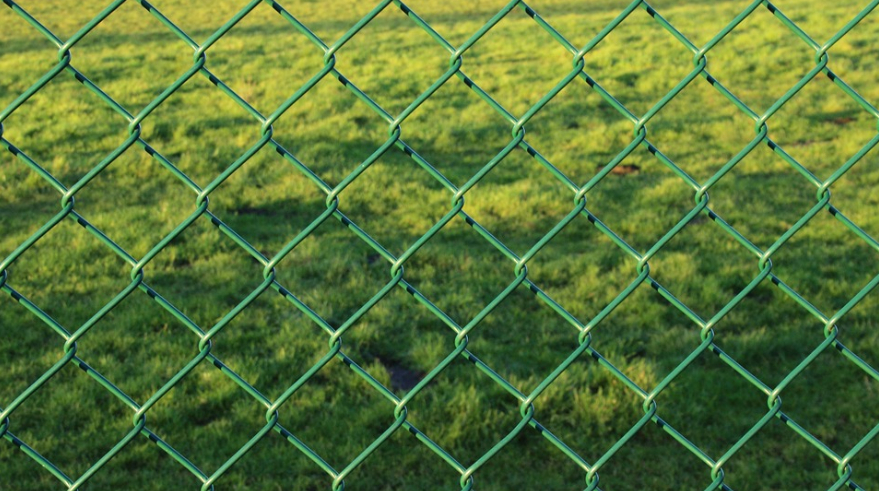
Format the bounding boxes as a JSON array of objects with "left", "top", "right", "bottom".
[{"left": 2, "top": 0, "right": 879, "bottom": 489}]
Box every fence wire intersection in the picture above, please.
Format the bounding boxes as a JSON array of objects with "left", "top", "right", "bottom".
[{"left": 2, "top": 0, "right": 879, "bottom": 490}]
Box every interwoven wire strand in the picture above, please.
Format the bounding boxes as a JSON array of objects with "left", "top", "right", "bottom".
[{"left": 2, "top": 0, "right": 879, "bottom": 490}]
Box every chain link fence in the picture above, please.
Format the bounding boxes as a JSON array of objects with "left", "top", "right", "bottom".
[{"left": 2, "top": 0, "right": 879, "bottom": 489}]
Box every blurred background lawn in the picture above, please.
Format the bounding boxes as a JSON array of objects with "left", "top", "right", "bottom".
[{"left": 2, "top": 0, "right": 879, "bottom": 490}]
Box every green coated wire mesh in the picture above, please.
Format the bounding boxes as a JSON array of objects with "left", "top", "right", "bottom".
[{"left": 2, "top": 0, "right": 879, "bottom": 489}]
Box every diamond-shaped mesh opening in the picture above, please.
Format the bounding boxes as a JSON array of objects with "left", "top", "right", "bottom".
[
  {"left": 582, "top": 144, "right": 695, "bottom": 254},
  {"left": 710, "top": 281, "right": 839, "bottom": 388},
  {"left": 402, "top": 76, "right": 512, "bottom": 187},
  {"left": 347, "top": 425, "right": 462, "bottom": 491},
  {"left": 270, "top": 215, "right": 394, "bottom": 329},
  {"left": 330, "top": 147, "right": 450, "bottom": 257},
  {"left": 593, "top": 419, "right": 714, "bottom": 491},
  {"left": 70, "top": 0, "right": 196, "bottom": 112},
  {"left": 578, "top": 5, "right": 694, "bottom": 118},
  {"left": 647, "top": 213, "right": 759, "bottom": 321},
  {"left": 706, "top": 142, "right": 818, "bottom": 250},
  {"left": 401, "top": 356, "right": 525, "bottom": 467},
  {"left": 273, "top": 354, "right": 397, "bottom": 474},
  {"left": 645, "top": 74, "right": 759, "bottom": 184},
  {"left": 329, "top": 287, "right": 439, "bottom": 396},
  {"left": 69, "top": 286, "right": 199, "bottom": 404},
  {"left": 0, "top": 9, "right": 60, "bottom": 111},
  {"left": 144, "top": 0, "right": 244, "bottom": 43},
  {"left": 458, "top": 5, "right": 576, "bottom": 117},
  {"left": 70, "top": 145, "right": 195, "bottom": 260},
  {"left": 206, "top": 289, "right": 328, "bottom": 402},
  {"left": 464, "top": 286, "right": 580, "bottom": 386},
  {"left": 705, "top": 5, "right": 815, "bottom": 115},
  {"left": 644, "top": 0, "right": 745, "bottom": 48},
  {"left": 0, "top": 218, "right": 134, "bottom": 331},
  {"left": 2, "top": 362, "right": 134, "bottom": 482},
  {"left": 764, "top": 0, "right": 874, "bottom": 44},
  {"left": 460, "top": 146, "right": 581, "bottom": 256},
  {"left": 281, "top": 305, "right": 467, "bottom": 488},
  {"left": 0, "top": 74, "right": 131, "bottom": 186},
  {"left": 822, "top": 13, "right": 879, "bottom": 104},
  {"left": 137, "top": 75, "right": 263, "bottom": 189},
  {"left": 719, "top": 417, "right": 841, "bottom": 489},
  {"left": 270, "top": 76, "right": 390, "bottom": 187},
  {"left": 770, "top": 209, "right": 879, "bottom": 315},
  {"left": 524, "top": 71, "right": 633, "bottom": 186},
  {"left": 143, "top": 359, "right": 278, "bottom": 478},
  {"left": 202, "top": 2, "right": 327, "bottom": 115},
  {"left": 330, "top": 3, "right": 452, "bottom": 117},
  {"left": 656, "top": 350, "right": 770, "bottom": 459},
  {"left": 779, "top": 347, "right": 879, "bottom": 455},
  {"left": 203, "top": 146, "right": 328, "bottom": 260},
  {"left": 524, "top": 215, "right": 635, "bottom": 324},
  {"left": 86, "top": 436, "right": 199, "bottom": 491},
  {"left": 140, "top": 216, "right": 270, "bottom": 331},
  {"left": 532, "top": 355, "right": 655, "bottom": 473},
  {"left": 769, "top": 73, "right": 878, "bottom": 182},
  {"left": 586, "top": 285, "right": 693, "bottom": 388},
  {"left": 9, "top": 1, "right": 108, "bottom": 40},
  {"left": 401, "top": 216, "right": 515, "bottom": 326}
]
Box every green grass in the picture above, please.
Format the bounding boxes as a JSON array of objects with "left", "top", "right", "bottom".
[{"left": 2, "top": 0, "right": 879, "bottom": 490}]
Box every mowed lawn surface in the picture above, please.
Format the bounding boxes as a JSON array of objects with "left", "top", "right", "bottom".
[{"left": 2, "top": 0, "right": 879, "bottom": 490}]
